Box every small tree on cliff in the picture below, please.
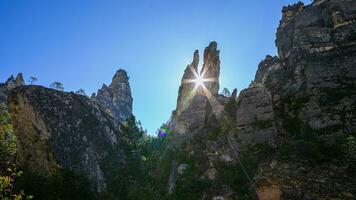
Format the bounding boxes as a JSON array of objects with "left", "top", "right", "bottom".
[
  {"left": 75, "top": 88, "right": 86, "bottom": 96},
  {"left": 50, "top": 82, "right": 64, "bottom": 91},
  {"left": 29, "top": 76, "right": 38, "bottom": 85},
  {"left": 222, "top": 88, "right": 230, "bottom": 97}
]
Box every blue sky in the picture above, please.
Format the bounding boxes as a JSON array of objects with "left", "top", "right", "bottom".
[{"left": 0, "top": 0, "right": 309, "bottom": 134}]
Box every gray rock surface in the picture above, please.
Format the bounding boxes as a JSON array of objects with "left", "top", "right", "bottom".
[
  {"left": 8, "top": 86, "right": 125, "bottom": 192},
  {"left": 0, "top": 73, "right": 25, "bottom": 104},
  {"left": 174, "top": 42, "right": 221, "bottom": 134},
  {"left": 236, "top": 87, "right": 277, "bottom": 147},
  {"left": 165, "top": 1, "right": 356, "bottom": 199},
  {"left": 254, "top": 0, "right": 356, "bottom": 135},
  {"left": 96, "top": 69, "right": 133, "bottom": 123}
]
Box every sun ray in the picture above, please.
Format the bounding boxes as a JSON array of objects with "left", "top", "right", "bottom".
[
  {"left": 202, "top": 77, "right": 217, "bottom": 83},
  {"left": 188, "top": 65, "right": 199, "bottom": 78},
  {"left": 182, "top": 79, "right": 198, "bottom": 84}
]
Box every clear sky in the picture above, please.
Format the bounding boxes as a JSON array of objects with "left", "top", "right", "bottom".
[{"left": 0, "top": 0, "right": 309, "bottom": 134}]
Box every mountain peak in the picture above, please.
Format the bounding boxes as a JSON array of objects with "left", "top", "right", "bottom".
[{"left": 96, "top": 69, "right": 133, "bottom": 122}]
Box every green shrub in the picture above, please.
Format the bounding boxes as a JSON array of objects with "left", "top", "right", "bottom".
[
  {"left": 252, "top": 118, "right": 272, "bottom": 129},
  {"left": 15, "top": 169, "right": 96, "bottom": 200},
  {"left": 283, "top": 116, "right": 302, "bottom": 136},
  {"left": 224, "top": 99, "right": 238, "bottom": 121},
  {"left": 216, "top": 144, "right": 273, "bottom": 198},
  {"left": 339, "top": 135, "right": 356, "bottom": 171},
  {"left": 0, "top": 104, "right": 17, "bottom": 169}
]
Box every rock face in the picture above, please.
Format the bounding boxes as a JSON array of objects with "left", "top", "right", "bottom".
[
  {"left": 175, "top": 50, "right": 199, "bottom": 117},
  {"left": 0, "top": 73, "right": 25, "bottom": 104},
  {"left": 174, "top": 42, "right": 221, "bottom": 134},
  {"left": 163, "top": 1, "right": 356, "bottom": 199},
  {"left": 256, "top": 0, "right": 356, "bottom": 135},
  {"left": 248, "top": 0, "right": 356, "bottom": 199},
  {"left": 201, "top": 41, "right": 220, "bottom": 95},
  {"left": 96, "top": 69, "right": 133, "bottom": 123},
  {"left": 8, "top": 86, "right": 125, "bottom": 193},
  {"left": 236, "top": 87, "right": 277, "bottom": 148}
]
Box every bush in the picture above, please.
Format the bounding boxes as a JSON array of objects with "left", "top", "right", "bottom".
[
  {"left": 15, "top": 169, "right": 96, "bottom": 200},
  {"left": 0, "top": 104, "right": 17, "bottom": 170},
  {"left": 339, "top": 135, "right": 356, "bottom": 171},
  {"left": 216, "top": 144, "right": 273, "bottom": 198}
]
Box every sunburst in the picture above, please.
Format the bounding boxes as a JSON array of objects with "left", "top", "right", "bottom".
[{"left": 182, "top": 66, "right": 216, "bottom": 90}]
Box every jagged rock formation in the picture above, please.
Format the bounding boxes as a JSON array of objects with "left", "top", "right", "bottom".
[
  {"left": 95, "top": 69, "right": 133, "bottom": 123},
  {"left": 201, "top": 41, "right": 220, "bottom": 95},
  {"left": 258, "top": 0, "right": 356, "bottom": 135},
  {"left": 248, "top": 1, "right": 356, "bottom": 198},
  {"left": 161, "top": 1, "right": 356, "bottom": 199},
  {"left": 2, "top": 1, "right": 356, "bottom": 199},
  {"left": 0, "top": 73, "right": 25, "bottom": 104},
  {"left": 173, "top": 42, "right": 221, "bottom": 134},
  {"left": 8, "top": 85, "right": 125, "bottom": 193},
  {"left": 175, "top": 50, "right": 199, "bottom": 116}
]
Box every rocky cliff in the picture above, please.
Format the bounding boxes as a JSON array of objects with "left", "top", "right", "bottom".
[
  {"left": 8, "top": 85, "right": 126, "bottom": 192},
  {"left": 2, "top": 0, "right": 356, "bottom": 199},
  {"left": 95, "top": 69, "right": 133, "bottom": 123},
  {"left": 174, "top": 41, "right": 221, "bottom": 135},
  {"left": 157, "top": 0, "right": 356, "bottom": 199},
  {"left": 0, "top": 73, "right": 25, "bottom": 104}
]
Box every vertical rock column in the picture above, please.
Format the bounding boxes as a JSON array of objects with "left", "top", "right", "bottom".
[
  {"left": 176, "top": 50, "right": 199, "bottom": 116},
  {"left": 96, "top": 69, "right": 133, "bottom": 123},
  {"left": 174, "top": 42, "right": 221, "bottom": 134},
  {"left": 200, "top": 41, "right": 220, "bottom": 95}
]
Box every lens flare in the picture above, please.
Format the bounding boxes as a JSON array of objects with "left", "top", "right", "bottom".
[
  {"left": 159, "top": 127, "right": 168, "bottom": 138},
  {"left": 195, "top": 75, "right": 204, "bottom": 88}
]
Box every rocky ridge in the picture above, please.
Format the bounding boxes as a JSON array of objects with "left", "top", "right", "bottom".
[
  {"left": 8, "top": 86, "right": 124, "bottom": 192},
  {"left": 174, "top": 41, "right": 222, "bottom": 135},
  {"left": 5, "top": 70, "right": 134, "bottom": 193},
  {"left": 95, "top": 69, "right": 133, "bottom": 123},
  {"left": 0, "top": 73, "right": 25, "bottom": 104},
  {"left": 162, "top": 0, "right": 356, "bottom": 199}
]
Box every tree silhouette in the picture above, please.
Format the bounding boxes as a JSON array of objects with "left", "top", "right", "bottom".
[
  {"left": 50, "top": 82, "right": 64, "bottom": 91},
  {"left": 75, "top": 88, "right": 86, "bottom": 96},
  {"left": 222, "top": 88, "right": 230, "bottom": 97},
  {"left": 29, "top": 76, "right": 38, "bottom": 85}
]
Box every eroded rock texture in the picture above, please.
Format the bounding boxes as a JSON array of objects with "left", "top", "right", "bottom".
[
  {"left": 174, "top": 42, "right": 221, "bottom": 134},
  {"left": 165, "top": 1, "right": 356, "bottom": 199},
  {"left": 96, "top": 69, "right": 133, "bottom": 123},
  {"left": 250, "top": 1, "right": 356, "bottom": 199},
  {"left": 236, "top": 87, "right": 277, "bottom": 148},
  {"left": 201, "top": 41, "right": 220, "bottom": 95},
  {"left": 0, "top": 73, "right": 25, "bottom": 104},
  {"left": 256, "top": 0, "right": 356, "bottom": 135},
  {"left": 175, "top": 50, "right": 199, "bottom": 116},
  {"left": 8, "top": 86, "right": 125, "bottom": 192}
]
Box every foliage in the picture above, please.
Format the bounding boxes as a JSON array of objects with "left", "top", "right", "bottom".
[
  {"left": 0, "top": 166, "right": 34, "bottom": 200},
  {"left": 104, "top": 116, "right": 156, "bottom": 199},
  {"left": 0, "top": 104, "right": 33, "bottom": 200},
  {"left": 28, "top": 77, "right": 38, "bottom": 85},
  {"left": 222, "top": 88, "right": 230, "bottom": 97},
  {"left": 320, "top": 87, "right": 352, "bottom": 106},
  {"left": 224, "top": 98, "right": 238, "bottom": 121},
  {"left": 262, "top": 73, "right": 268, "bottom": 84},
  {"left": 280, "top": 114, "right": 356, "bottom": 167},
  {"left": 75, "top": 88, "right": 86, "bottom": 96},
  {"left": 339, "top": 134, "right": 356, "bottom": 171},
  {"left": 216, "top": 144, "right": 274, "bottom": 198},
  {"left": 249, "top": 81, "right": 264, "bottom": 88},
  {"left": 15, "top": 169, "right": 95, "bottom": 200},
  {"left": 0, "top": 104, "right": 17, "bottom": 166},
  {"left": 252, "top": 117, "right": 272, "bottom": 129},
  {"left": 49, "top": 81, "right": 64, "bottom": 91}
]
